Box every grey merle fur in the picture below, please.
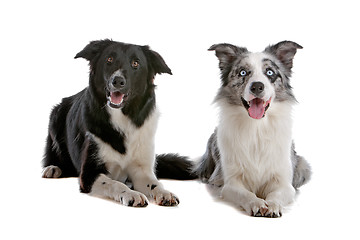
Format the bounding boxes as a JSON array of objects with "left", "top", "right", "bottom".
[
  {"left": 196, "top": 41, "right": 311, "bottom": 189},
  {"left": 160, "top": 41, "right": 311, "bottom": 191}
]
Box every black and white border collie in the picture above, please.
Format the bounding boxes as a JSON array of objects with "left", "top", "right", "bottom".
[
  {"left": 192, "top": 41, "right": 312, "bottom": 217},
  {"left": 42, "top": 39, "right": 194, "bottom": 207}
]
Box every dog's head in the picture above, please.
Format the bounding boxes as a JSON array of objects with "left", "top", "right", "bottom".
[
  {"left": 209, "top": 41, "right": 302, "bottom": 119},
  {"left": 75, "top": 39, "right": 172, "bottom": 109}
]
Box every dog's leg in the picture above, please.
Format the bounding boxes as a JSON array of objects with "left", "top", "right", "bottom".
[
  {"left": 89, "top": 174, "right": 148, "bottom": 207},
  {"left": 127, "top": 164, "right": 179, "bottom": 206},
  {"left": 42, "top": 102, "right": 78, "bottom": 178},
  {"left": 265, "top": 183, "right": 295, "bottom": 218},
  {"left": 221, "top": 179, "right": 268, "bottom": 217},
  {"left": 42, "top": 134, "right": 63, "bottom": 178},
  {"left": 292, "top": 154, "right": 312, "bottom": 189},
  {"left": 80, "top": 137, "right": 148, "bottom": 207}
]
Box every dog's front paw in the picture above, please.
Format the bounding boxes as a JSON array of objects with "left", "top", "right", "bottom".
[
  {"left": 152, "top": 188, "right": 179, "bottom": 206},
  {"left": 115, "top": 190, "right": 149, "bottom": 207},
  {"left": 42, "top": 165, "right": 62, "bottom": 178},
  {"left": 265, "top": 201, "right": 282, "bottom": 218},
  {"left": 248, "top": 199, "right": 268, "bottom": 217}
]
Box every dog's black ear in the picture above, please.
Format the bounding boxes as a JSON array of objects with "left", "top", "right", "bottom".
[
  {"left": 208, "top": 43, "right": 248, "bottom": 70},
  {"left": 265, "top": 41, "right": 303, "bottom": 71},
  {"left": 74, "top": 39, "right": 113, "bottom": 61},
  {"left": 141, "top": 46, "right": 172, "bottom": 75}
]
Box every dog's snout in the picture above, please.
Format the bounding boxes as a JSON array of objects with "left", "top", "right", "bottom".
[
  {"left": 250, "top": 82, "right": 264, "bottom": 96},
  {"left": 112, "top": 76, "right": 126, "bottom": 89}
]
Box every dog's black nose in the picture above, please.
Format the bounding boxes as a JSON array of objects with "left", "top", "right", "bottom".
[
  {"left": 112, "top": 77, "right": 126, "bottom": 89},
  {"left": 250, "top": 82, "right": 264, "bottom": 96}
]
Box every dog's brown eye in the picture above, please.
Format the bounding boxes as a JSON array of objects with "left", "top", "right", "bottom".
[
  {"left": 107, "top": 57, "right": 113, "bottom": 64},
  {"left": 131, "top": 60, "right": 139, "bottom": 68}
]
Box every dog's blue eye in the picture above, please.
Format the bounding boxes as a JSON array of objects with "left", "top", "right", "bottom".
[
  {"left": 239, "top": 70, "right": 247, "bottom": 76},
  {"left": 266, "top": 69, "right": 274, "bottom": 76}
]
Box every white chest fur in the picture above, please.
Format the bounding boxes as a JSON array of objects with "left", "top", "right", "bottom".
[
  {"left": 92, "top": 107, "right": 159, "bottom": 181},
  {"left": 217, "top": 100, "right": 294, "bottom": 194}
]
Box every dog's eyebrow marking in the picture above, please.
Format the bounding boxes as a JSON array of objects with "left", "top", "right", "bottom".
[{"left": 262, "top": 58, "right": 279, "bottom": 70}]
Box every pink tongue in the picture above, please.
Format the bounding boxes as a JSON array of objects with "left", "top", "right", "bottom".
[
  {"left": 110, "top": 92, "right": 124, "bottom": 104},
  {"left": 248, "top": 98, "right": 265, "bottom": 119}
]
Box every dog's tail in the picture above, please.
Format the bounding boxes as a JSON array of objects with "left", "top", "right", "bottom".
[{"left": 155, "top": 154, "right": 198, "bottom": 180}]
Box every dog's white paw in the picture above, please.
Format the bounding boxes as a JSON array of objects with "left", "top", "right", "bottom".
[
  {"left": 151, "top": 188, "right": 179, "bottom": 206},
  {"left": 115, "top": 190, "right": 149, "bottom": 207},
  {"left": 247, "top": 198, "right": 268, "bottom": 217},
  {"left": 265, "top": 201, "right": 283, "bottom": 218},
  {"left": 42, "top": 165, "right": 62, "bottom": 178}
]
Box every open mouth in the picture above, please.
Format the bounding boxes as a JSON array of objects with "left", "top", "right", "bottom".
[
  {"left": 241, "top": 97, "right": 271, "bottom": 119},
  {"left": 106, "top": 91, "right": 128, "bottom": 109}
]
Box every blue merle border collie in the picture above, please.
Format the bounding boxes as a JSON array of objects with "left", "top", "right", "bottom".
[
  {"left": 162, "top": 41, "right": 311, "bottom": 217},
  {"left": 42, "top": 39, "right": 195, "bottom": 207},
  {"left": 191, "top": 41, "right": 312, "bottom": 217}
]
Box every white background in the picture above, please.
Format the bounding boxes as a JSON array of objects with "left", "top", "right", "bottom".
[{"left": 1, "top": 0, "right": 359, "bottom": 239}]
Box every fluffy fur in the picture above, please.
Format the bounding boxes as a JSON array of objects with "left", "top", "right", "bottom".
[
  {"left": 192, "top": 41, "right": 312, "bottom": 217},
  {"left": 42, "top": 39, "right": 194, "bottom": 207}
]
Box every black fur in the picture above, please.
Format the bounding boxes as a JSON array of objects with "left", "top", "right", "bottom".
[
  {"left": 42, "top": 39, "right": 172, "bottom": 193},
  {"left": 155, "top": 154, "right": 197, "bottom": 180}
]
